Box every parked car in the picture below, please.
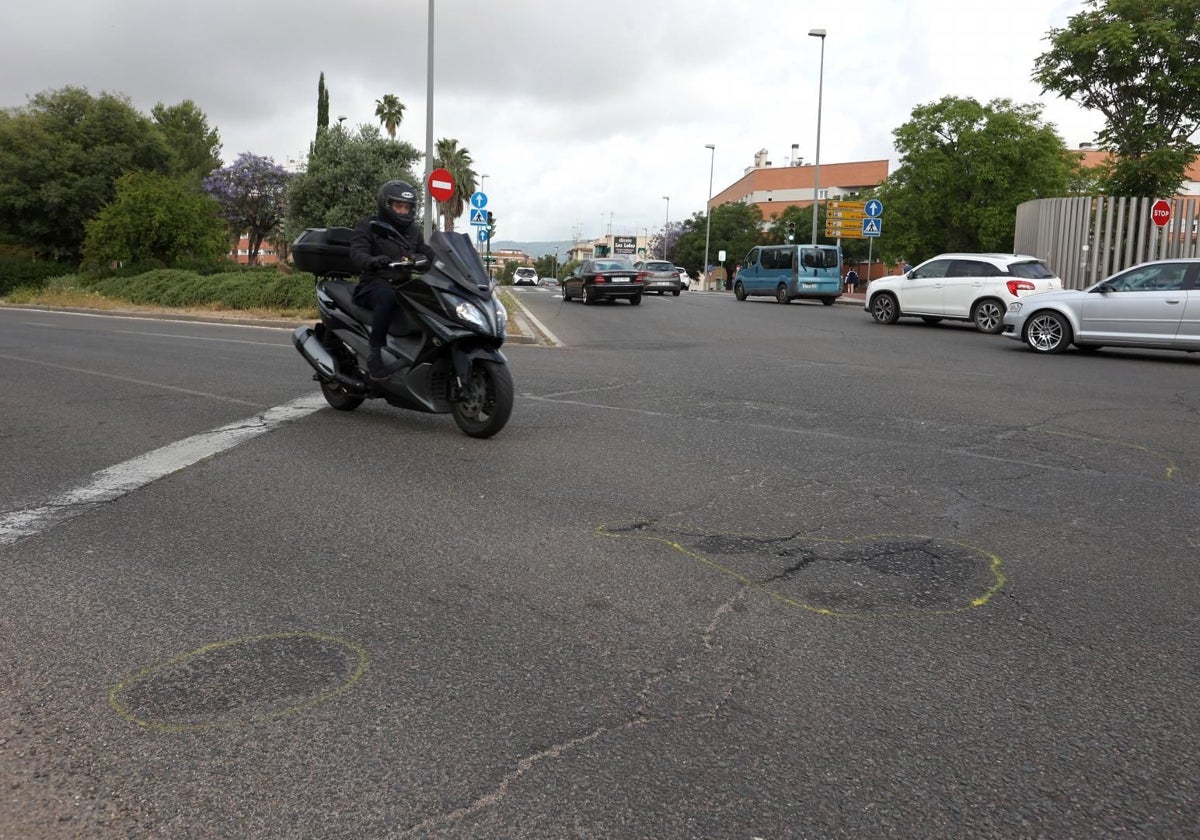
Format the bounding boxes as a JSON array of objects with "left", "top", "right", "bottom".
[
  {"left": 634, "top": 260, "right": 682, "bottom": 295},
  {"left": 1002, "top": 258, "right": 1200, "bottom": 354},
  {"left": 675, "top": 267, "right": 691, "bottom": 290},
  {"left": 562, "top": 258, "right": 644, "bottom": 305},
  {"left": 513, "top": 266, "right": 539, "bottom": 286},
  {"left": 865, "top": 253, "right": 1062, "bottom": 333}
]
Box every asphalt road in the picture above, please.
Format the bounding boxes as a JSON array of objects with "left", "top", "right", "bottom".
[{"left": 1, "top": 295, "right": 1197, "bottom": 838}]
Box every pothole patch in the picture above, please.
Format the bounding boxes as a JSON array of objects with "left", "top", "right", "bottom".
[
  {"left": 109, "top": 631, "right": 369, "bottom": 732},
  {"left": 599, "top": 523, "right": 1005, "bottom": 618}
]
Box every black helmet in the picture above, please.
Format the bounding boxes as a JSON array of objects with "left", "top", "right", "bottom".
[{"left": 377, "top": 179, "right": 418, "bottom": 230}]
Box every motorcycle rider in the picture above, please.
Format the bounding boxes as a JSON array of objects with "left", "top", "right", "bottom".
[{"left": 350, "top": 179, "right": 431, "bottom": 379}]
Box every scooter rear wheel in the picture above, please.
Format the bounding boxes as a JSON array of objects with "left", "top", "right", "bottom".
[
  {"left": 320, "top": 378, "right": 364, "bottom": 411},
  {"left": 452, "top": 359, "right": 513, "bottom": 438}
]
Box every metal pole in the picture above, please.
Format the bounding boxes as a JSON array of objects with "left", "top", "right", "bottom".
[
  {"left": 809, "top": 28, "right": 826, "bottom": 246},
  {"left": 662, "top": 196, "right": 669, "bottom": 259},
  {"left": 703, "top": 143, "right": 715, "bottom": 290},
  {"left": 423, "top": 0, "right": 435, "bottom": 240}
]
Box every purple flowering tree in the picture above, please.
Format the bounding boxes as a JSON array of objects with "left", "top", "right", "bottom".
[{"left": 203, "top": 153, "right": 291, "bottom": 265}]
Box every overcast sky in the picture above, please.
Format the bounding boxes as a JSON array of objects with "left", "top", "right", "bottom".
[{"left": 2, "top": 0, "right": 1104, "bottom": 242}]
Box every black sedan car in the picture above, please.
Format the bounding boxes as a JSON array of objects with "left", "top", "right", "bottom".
[
  {"left": 562, "top": 258, "right": 644, "bottom": 305},
  {"left": 634, "top": 259, "right": 683, "bottom": 295}
]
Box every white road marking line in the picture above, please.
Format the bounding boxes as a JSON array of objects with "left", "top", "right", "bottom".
[
  {"left": 0, "top": 353, "right": 263, "bottom": 407},
  {"left": 0, "top": 393, "right": 327, "bottom": 548},
  {"left": 113, "top": 330, "right": 288, "bottom": 347}
]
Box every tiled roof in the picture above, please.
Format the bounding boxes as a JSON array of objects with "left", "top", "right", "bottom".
[{"left": 711, "top": 160, "right": 890, "bottom": 209}]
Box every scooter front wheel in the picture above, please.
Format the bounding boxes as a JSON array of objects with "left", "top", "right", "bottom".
[{"left": 452, "top": 360, "right": 513, "bottom": 438}]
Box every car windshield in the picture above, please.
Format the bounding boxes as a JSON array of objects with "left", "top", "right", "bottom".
[
  {"left": 515, "top": 268, "right": 534, "bottom": 275},
  {"left": 595, "top": 260, "right": 634, "bottom": 271},
  {"left": 1008, "top": 261, "right": 1055, "bottom": 280}
]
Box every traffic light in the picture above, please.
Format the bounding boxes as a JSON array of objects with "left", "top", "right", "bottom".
[
  {"left": 786, "top": 221, "right": 795, "bottom": 242},
  {"left": 486, "top": 211, "right": 496, "bottom": 234}
]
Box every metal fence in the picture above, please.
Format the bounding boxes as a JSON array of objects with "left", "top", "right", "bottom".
[{"left": 1014, "top": 196, "right": 1200, "bottom": 289}]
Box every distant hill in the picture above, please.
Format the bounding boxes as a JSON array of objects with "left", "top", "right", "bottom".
[{"left": 490, "top": 240, "right": 575, "bottom": 260}]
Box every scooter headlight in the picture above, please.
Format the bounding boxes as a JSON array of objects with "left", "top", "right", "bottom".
[
  {"left": 442, "top": 292, "right": 492, "bottom": 333},
  {"left": 494, "top": 299, "right": 508, "bottom": 333}
]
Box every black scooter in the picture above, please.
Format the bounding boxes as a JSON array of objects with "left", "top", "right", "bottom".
[{"left": 291, "top": 223, "right": 513, "bottom": 438}]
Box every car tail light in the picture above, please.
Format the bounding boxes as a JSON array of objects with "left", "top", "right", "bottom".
[
  {"left": 637, "top": 271, "right": 649, "bottom": 281},
  {"left": 1006, "top": 279, "right": 1035, "bottom": 295},
  {"left": 594, "top": 274, "right": 606, "bottom": 284}
]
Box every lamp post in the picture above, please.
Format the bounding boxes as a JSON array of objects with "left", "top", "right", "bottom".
[
  {"left": 702, "top": 143, "right": 715, "bottom": 290},
  {"left": 423, "top": 0, "right": 436, "bottom": 240},
  {"left": 661, "top": 196, "right": 670, "bottom": 259},
  {"left": 808, "top": 28, "right": 826, "bottom": 246}
]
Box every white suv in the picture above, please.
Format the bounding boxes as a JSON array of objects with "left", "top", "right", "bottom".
[
  {"left": 513, "top": 267, "right": 539, "bottom": 286},
  {"left": 865, "top": 253, "right": 1061, "bottom": 333}
]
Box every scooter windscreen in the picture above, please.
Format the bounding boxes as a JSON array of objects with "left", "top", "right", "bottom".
[{"left": 425, "top": 230, "right": 494, "bottom": 298}]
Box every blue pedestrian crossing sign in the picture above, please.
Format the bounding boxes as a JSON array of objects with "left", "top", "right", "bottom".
[
  {"left": 470, "top": 191, "right": 488, "bottom": 209},
  {"left": 477, "top": 227, "right": 490, "bottom": 243},
  {"left": 865, "top": 199, "right": 883, "bottom": 218},
  {"left": 470, "top": 208, "right": 487, "bottom": 226},
  {"left": 862, "top": 218, "right": 882, "bottom": 237}
]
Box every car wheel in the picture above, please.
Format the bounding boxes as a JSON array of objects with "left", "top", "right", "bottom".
[
  {"left": 629, "top": 293, "right": 642, "bottom": 305},
  {"left": 776, "top": 284, "right": 790, "bottom": 304},
  {"left": 870, "top": 293, "right": 900, "bottom": 324},
  {"left": 972, "top": 298, "right": 1006, "bottom": 334},
  {"left": 583, "top": 285, "right": 595, "bottom": 305},
  {"left": 562, "top": 282, "right": 572, "bottom": 301},
  {"left": 921, "top": 316, "right": 943, "bottom": 325},
  {"left": 821, "top": 297, "right": 835, "bottom": 306},
  {"left": 734, "top": 282, "right": 747, "bottom": 301},
  {"left": 672, "top": 290, "right": 680, "bottom": 297},
  {"left": 657, "top": 291, "right": 664, "bottom": 296},
  {"left": 1024, "top": 310, "right": 1072, "bottom": 354}
]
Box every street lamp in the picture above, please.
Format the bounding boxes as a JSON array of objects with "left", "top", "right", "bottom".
[
  {"left": 662, "top": 196, "right": 669, "bottom": 259},
  {"left": 808, "top": 28, "right": 826, "bottom": 246},
  {"left": 702, "top": 144, "right": 715, "bottom": 289},
  {"left": 423, "top": 0, "right": 436, "bottom": 240}
]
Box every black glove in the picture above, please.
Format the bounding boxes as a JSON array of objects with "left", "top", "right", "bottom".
[{"left": 367, "top": 254, "right": 392, "bottom": 271}]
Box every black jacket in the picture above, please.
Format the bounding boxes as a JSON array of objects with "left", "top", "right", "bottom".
[{"left": 349, "top": 217, "right": 430, "bottom": 286}]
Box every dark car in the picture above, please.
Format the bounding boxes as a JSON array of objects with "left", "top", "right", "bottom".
[
  {"left": 634, "top": 260, "right": 683, "bottom": 295},
  {"left": 562, "top": 258, "right": 644, "bottom": 305}
]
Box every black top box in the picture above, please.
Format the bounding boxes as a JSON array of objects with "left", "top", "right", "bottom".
[{"left": 292, "top": 227, "right": 355, "bottom": 277}]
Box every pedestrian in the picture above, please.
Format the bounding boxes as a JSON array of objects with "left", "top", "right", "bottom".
[{"left": 844, "top": 268, "right": 859, "bottom": 293}]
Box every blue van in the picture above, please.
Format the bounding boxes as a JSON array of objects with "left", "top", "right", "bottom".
[{"left": 734, "top": 243, "right": 842, "bottom": 305}]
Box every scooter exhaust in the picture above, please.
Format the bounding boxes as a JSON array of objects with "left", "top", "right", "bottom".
[{"left": 292, "top": 326, "right": 336, "bottom": 377}]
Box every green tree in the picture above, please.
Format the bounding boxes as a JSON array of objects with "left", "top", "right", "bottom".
[
  {"left": 873, "top": 96, "right": 1075, "bottom": 263},
  {"left": 534, "top": 253, "right": 558, "bottom": 279},
  {"left": 81, "top": 171, "right": 227, "bottom": 268},
  {"left": 672, "top": 202, "right": 764, "bottom": 277},
  {"left": 317, "top": 72, "right": 329, "bottom": 137},
  {"left": 284, "top": 124, "right": 421, "bottom": 243},
  {"left": 374, "top": 94, "right": 406, "bottom": 139},
  {"left": 151, "top": 100, "right": 222, "bottom": 187},
  {"left": 0, "top": 86, "right": 171, "bottom": 261},
  {"left": 433, "top": 137, "right": 477, "bottom": 232},
  {"left": 203, "top": 153, "right": 292, "bottom": 266},
  {"left": 1033, "top": 0, "right": 1200, "bottom": 197}
]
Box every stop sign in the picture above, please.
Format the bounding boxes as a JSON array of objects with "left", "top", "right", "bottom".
[
  {"left": 427, "top": 167, "right": 455, "bottom": 203},
  {"left": 1151, "top": 198, "right": 1172, "bottom": 227}
]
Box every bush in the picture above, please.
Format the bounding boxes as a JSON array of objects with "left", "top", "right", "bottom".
[
  {"left": 0, "top": 255, "right": 76, "bottom": 296},
  {"left": 84, "top": 267, "right": 317, "bottom": 312}
]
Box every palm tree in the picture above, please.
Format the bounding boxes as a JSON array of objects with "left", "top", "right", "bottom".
[
  {"left": 374, "top": 94, "right": 406, "bottom": 139},
  {"left": 433, "top": 138, "right": 477, "bottom": 232}
]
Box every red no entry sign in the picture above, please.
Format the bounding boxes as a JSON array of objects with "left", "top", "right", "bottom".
[
  {"left": 428, "top": 168, "right": 455, "bottom": 203},
  {"left": 1151, "top": 198, "right": 1172, "bottom": 227}
]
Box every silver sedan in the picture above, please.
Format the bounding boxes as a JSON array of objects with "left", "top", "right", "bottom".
[{"left": 1002, "top": 259, "right": 1200, "bottom": 354}]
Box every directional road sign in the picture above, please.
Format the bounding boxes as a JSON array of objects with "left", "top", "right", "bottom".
[
  {"left": 862, "top": 218, "right": 882, "bottom": 237},
  {"left": 865, "top": 199, "right": 883, "bottom": 217},
  {"left": 830, "top": 209, "right": 867, "bottom": 220},
  {"left": 470, "top": 208, "right": 488, "bottom": 226},
  {"left": 477, "top": 227, "right": 490, "bottom": 243},
  {"left": 470, "top": 191, "right": 488, "bottom": 209}
]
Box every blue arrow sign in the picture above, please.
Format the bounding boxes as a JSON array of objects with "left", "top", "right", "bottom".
[
  {"left": 862, "top": 218, "right": 882, "bottom": 237},
  {"left": 865, "top": 199, "right": 883, "bottom": 218},
  {"left": 477, "top": 227, "right": 489, "bottom": 243},
  {"left": 470, "top": 191, "right": 488, "bottom": 209},
  {"left": 470, "top": 208, "right": 487, "bottom": 226}
]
